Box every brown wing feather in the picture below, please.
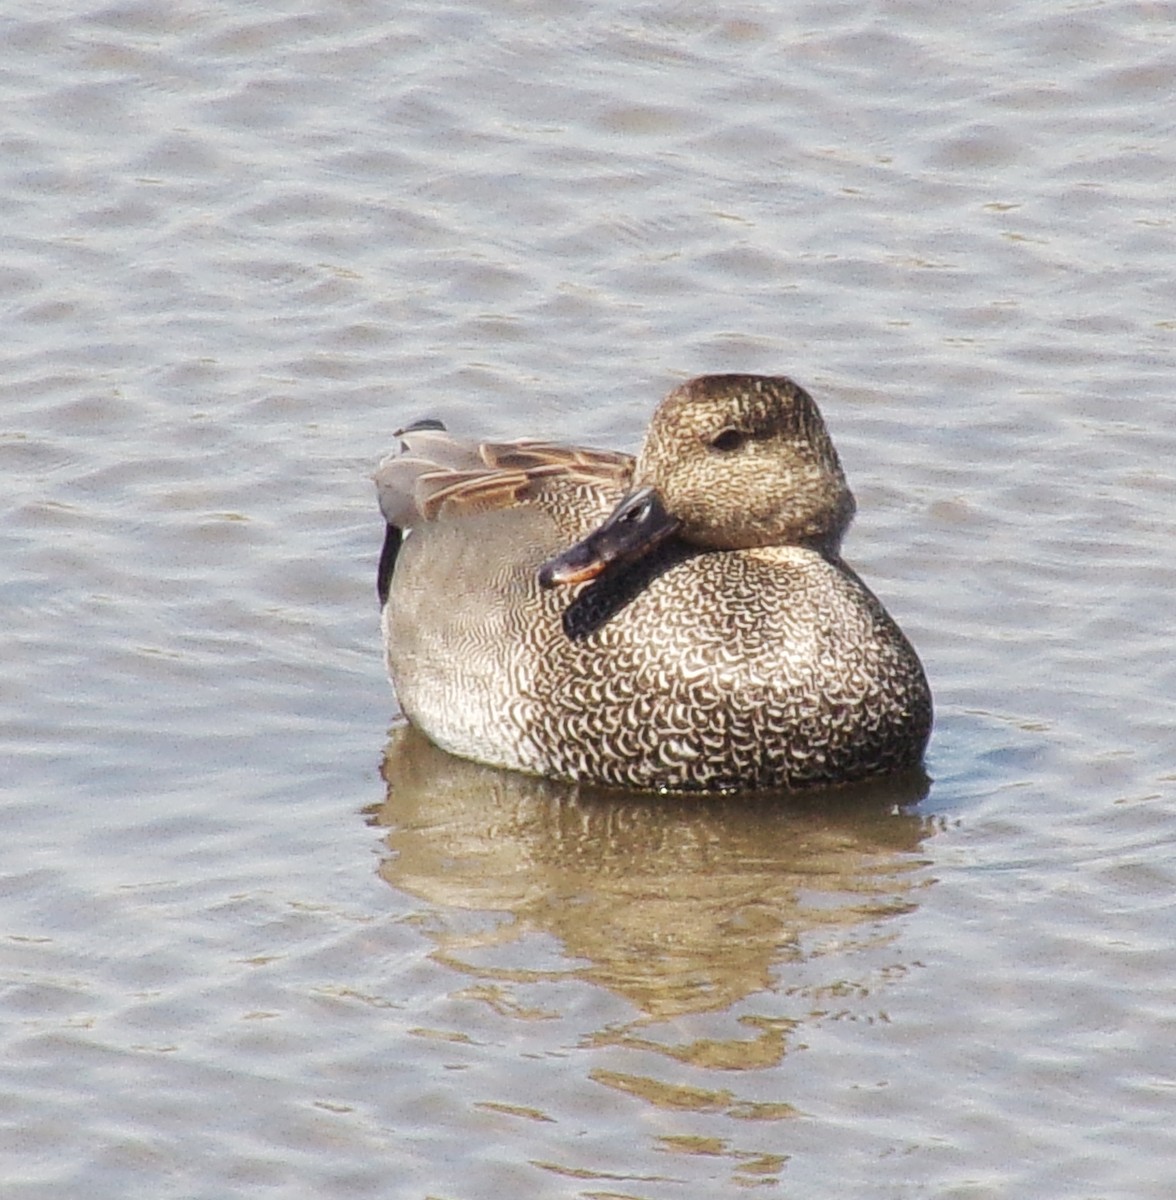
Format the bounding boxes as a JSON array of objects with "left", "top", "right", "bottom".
[
  {"left": 376, "top": 433, "right": 635, "bottom": 528},
  {"left": 416, "top": 467, "right": 545, "bottom": 521},
  {"left": 481, "top": 440, "right": 634, "bottom": 484}
]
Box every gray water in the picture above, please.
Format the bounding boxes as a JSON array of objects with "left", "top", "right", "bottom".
[{"left": 3, "top": 2, "right": 1175, "bottom": 1197}]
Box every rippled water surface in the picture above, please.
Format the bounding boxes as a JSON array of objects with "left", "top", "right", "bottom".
[{"left": 3, "top": 2, "right": 1175, "bottom": 1196}]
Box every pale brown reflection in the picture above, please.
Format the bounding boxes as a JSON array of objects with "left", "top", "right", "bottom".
[{"left": 370, "top": 724, "right": 931, "bottom": 1022}]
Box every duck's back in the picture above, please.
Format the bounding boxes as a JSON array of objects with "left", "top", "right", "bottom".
[{"left": 383, "top": 475, "right": 931, "bottom": 791}]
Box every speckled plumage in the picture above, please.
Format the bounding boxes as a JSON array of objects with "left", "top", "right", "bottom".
[{"left": 375, "top": 375, "right": 931, "bottom": 791}]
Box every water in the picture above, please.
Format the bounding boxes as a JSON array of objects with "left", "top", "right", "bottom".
[{"left": 2, "top": 1, "right": 1175, "bottom": 1196}]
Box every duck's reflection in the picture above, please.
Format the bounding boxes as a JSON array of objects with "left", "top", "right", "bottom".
[{"left": 370, "top": 724, "right": 931, "bottom": 1021}]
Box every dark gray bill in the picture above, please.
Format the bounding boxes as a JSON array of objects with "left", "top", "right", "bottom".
[{"left": 538, "top": 486, "right": 680, "bottom": 588}]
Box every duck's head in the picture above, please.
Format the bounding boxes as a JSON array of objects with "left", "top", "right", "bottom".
[{"left": 539, "top": 374, "right": 856, "bottom": 588}]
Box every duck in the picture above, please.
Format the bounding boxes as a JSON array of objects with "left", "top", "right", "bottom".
[{"left": 374, "top": 374, "right": 931, "bottom": 792}]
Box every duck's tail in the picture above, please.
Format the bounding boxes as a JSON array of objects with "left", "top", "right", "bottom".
[{"left": 373, "top": 419, "right": 482, "bottom": 605}]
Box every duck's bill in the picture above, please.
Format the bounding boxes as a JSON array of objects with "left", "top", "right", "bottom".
[{"left": 538, "top": 486, "right": 680, "bottom": 589}]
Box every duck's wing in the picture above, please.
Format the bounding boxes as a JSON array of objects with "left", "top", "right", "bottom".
[
  {"left": 373, "top": 425, "right": 633, "bottom": 605},
  {"left": 374, "top": 428, "right": 634, "bottom": 528}
]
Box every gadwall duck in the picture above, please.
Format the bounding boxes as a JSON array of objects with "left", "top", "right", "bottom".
[{"left": 375, "top": 374, "right": 931, "bottom": 791}]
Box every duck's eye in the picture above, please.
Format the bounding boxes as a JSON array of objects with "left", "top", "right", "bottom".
[{"left": 709, "top": 428, "right": 746, "bottom": 453}]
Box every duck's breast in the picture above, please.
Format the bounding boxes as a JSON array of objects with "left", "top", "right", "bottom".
[{"left": 523, "top": 547, "right": 931, "bottom": 788}]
